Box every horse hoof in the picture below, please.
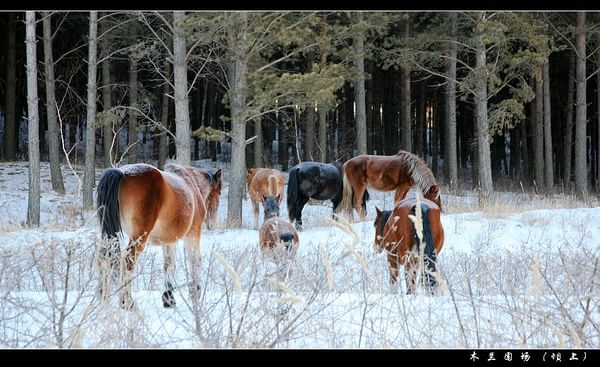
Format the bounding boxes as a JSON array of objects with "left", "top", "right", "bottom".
[
  {"left": 162, "top": 290, "right": 176, "bottom": 308},
  {"left": 120, "top": 298, "right": 137, "bottom": 311}
]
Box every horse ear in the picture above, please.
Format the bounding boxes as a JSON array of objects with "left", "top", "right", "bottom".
[
  {"left": 375, "top": 206, "right": 381, "bottom": 215},
  {"left": 215, "top": 169, "right": 221, "bottom": 180}
]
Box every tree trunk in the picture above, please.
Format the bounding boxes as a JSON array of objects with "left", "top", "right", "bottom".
[
  {"left": 42, "top": 12, "right": 65, "bottom": 193},
  {"left": 173, "top": 11, "right": 191, "bottom": 166},
  {"left": 564, "top": 51, "right": 575, "bottom": 188},
  {"left": 83, "top": 11, "right": 98, "bottom": 210},
  {"left": 158, "top": 59, "right": 171, "bottom": 169},
  {"left": 226, "top": 13, "right": 248, "bottom": 227},
  {"left": 26, "top": 11, "right": 40, "bottom": 226},
  {"left": 366, "top": 60, "right": 373, "bottom": 154},
  {"left": 416, "top": 81, "right": 426, "bottom": 158},
  {"left": 475, "top": 12, "right": 493, "bottom": 193},
  {"left": 354, "top": 12, "right": 367, "bottom": 156},
  {"left": 127, "top": 55, "right": 139, "bottom": 163},
  {"left": 101, "top": 31, "right": 114, "bottom": 167},
  {"left": 400, "top": 18, "right": 411, "bottom": 152},
  {"left": 597, "top": 58, "right": 600, "bottom": 190},
  {"left": 279, "top": 120, "right": 289, "bottom": 170},
  {"left": 542, "top": 61, "right": 554, "bottom": 191},
  {"left": 445, "top": 11, "right": 458, "bottom": 192},
  {"left": 534, "top": 68, "right": 545, "bottom": 192},
  {"left": 254, "top": 116, "right": 262, "bottom": 166},
  {"left": 575, "top": 12, "right": 588, "bottom": 198},
  {"left": 318, "top": 52, "right": 328, "bottom": 162},
  {"left": 4, "top": 13, "right": 17, "bottom": 160}
]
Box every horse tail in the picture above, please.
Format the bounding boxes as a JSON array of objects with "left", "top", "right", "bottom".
[
  {"left": 336, "top": 162, "right": 354, "bottom": 216},
  {"left": 287, "top": 167, "right": 300, "bottom": 222},
  {"left": 420, "top": 205, "right": 438, "bottom": 288},
  {"left": 96, "top": 168, "right": 124, "bottom": 239},
  {"left": 267, "top": 174, "right": 278, "bottom": 197}
]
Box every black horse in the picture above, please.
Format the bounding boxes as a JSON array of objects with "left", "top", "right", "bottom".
[{"left": 287, "top": 161, "right": 369, "bottom": 230}]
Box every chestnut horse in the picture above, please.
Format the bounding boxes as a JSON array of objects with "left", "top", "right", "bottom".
[
  {"left": 338, "top": 150, "right": 441, "bottom": 222},
  {"left": 247, "top": 168, "right": 285, "bottom": 229},
  {"left": 96, "top": 163, "right": 221, "bottom": 309},
  {"left": 373, "top": 189, "right": 444, "bottom": 294},
  {"left": 259, "top": 196, "right": 300, "bottom": 260}
]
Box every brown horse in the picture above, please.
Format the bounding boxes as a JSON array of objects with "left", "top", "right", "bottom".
[
  {"left": 259, "top": 196, "right": 300, "bottom": 261},
  {"left": 338, "top": 150, "right": 442, "bottom": 222},
  {"left": 247, "top": 168, "right": 285, "bottom": 229},
  {"left": 373, "top": 189, "right": 444, "bottom": 294},
  {"left": 96, "top": 163, "right": 220, "bottom": 309}
]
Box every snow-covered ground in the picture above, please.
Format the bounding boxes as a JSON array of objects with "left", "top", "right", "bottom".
[{"left": 0, "top": 161, "right": 599, "bottom": 348}]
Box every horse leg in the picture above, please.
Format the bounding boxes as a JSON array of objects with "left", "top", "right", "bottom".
[
  {"left": 294, "top": 195, "right": 310, "bottom": 231},
  {"left": 184, "top": 236, "right": 202, "bottom": 301},
  {"left": 387, "top": 253, "right": 400, "bottom": 294},
  {"left": 394, "top": 185, "right": 410, "bottom": 205},
  {"left": 353, "top": 184, "right": 368, "bottom": 221},
  {"left": 252, "top": 195, "right": 260, "bottom": 230},
  {"left": 120, "top": 235, "right": 148, "bottom": 310},
  {"left": 162, "top": 244, "right": 177, "bottom": 308},
  {"left": 404, "top": 256, "right": 418, "bottom": 295},
  {"left": 97, "top": 236, "right": 121, "bottom": 302}
]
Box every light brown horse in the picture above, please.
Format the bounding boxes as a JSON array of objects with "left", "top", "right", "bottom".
[
  {"left": 259, "top": 196, "right": 300, "bottom": 261},
  {"left": 338, "top": 150, "right": 442, "bottom": 221},
  {"left": 247, "top": 168, "right": 285, "bottom": 229},
  {"left": 96, "top": 163, "right": 220, "bottom": 309},
  {"left": 373, "top": 189, "right": 444, "bottom": 294}
]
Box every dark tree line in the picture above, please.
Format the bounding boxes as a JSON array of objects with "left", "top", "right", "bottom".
[{"left": 0, "top": 12, "right": 599, "bottom": 226}]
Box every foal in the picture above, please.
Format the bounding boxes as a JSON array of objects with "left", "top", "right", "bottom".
[
  {"left": 259, "top": 196, "right": 300, "bottom": 261},
  {"left": 373, "top": 189, "right": 444, "bottom": 294},
  {"left": 247, "top": 168, "right": 285, "bottom": 229}
]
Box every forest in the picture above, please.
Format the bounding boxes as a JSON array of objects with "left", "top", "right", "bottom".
[
  {"left": 0, "top": 11, "right": 599, "bottom": 349},
  {"left": 1, "top": 11, "right": 599, "bottom": 226}
]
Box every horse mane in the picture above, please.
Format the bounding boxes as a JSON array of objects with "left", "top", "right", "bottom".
[
  {"left": 396, "top": 150, "right": 440, "bottom": 199},
  {"left": 378, "top": 210, "right": 392, "bottom": 236}
]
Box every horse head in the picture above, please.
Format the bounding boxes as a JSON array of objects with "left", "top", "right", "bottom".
[
  {"left": 263, "top": 195, "right": 280, "bottom": 220},
  {"left": 373, "top": 206, "right": 392, "bottom": 254}
]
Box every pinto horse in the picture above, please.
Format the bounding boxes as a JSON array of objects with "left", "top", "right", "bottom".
[
  {"left": 339, "top": 150, "right": 441, "bottom": 222},
  {"left": 259, "top": 196, "right": 300, "bottom": 260},
  {"left": 96, "top": 163, "right": 221, "bottom": 309},
  {"left": 373, "top": 189, "right": 444, "bottom": 294},
  {"left": 247, "top": 168, "right": 285, "bottom": 229},
  {"left": 287, "top": 161, "right": 369, "bottom": 230}
]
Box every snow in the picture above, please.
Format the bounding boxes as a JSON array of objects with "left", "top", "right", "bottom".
[{"left": 0, "top": 161, "right": 599, "bottom": 348}]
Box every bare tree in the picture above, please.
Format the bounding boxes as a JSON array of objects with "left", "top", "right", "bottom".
[
  {"left": 100, "top": 29, "right": 114, "bottom": 168},
  {"left": 318, "top": 52, "right": 328, "bottom": 163},
  {"left": 26, "top": 11, "right": 40, "bottom": 226},
  {"left": 534, "top": 69, "right": 545, "bottom": 192},
  {"left": 173, "top": 11, "right": 191, "bottom": 166},
  {"left": 445, "top": 11, "right": 458, "bottom": 192},
  {"left": 574, "top": 12, "right": 587, "bottom": 198},
  {"left": 42, "top": 11, "right": 66, "bottom": 194},
  {"left": 354, "top": 12, "right": 367, "bottom": 156},
  {"left": 400, "top": 16, "right": 412, "bottom": 152},
  {"left": 226, "top": 12, "right": 249, "bottom": 227},
  {"left": 127, "top": 55, "right": 139, "bottom": 163},
  {"left": 4, "top": 13, "right": 17, "bottom": 161},
  {"left": 83, "top": 11, "right": 98, "bottom": 210},
  {"left": 474, "top": 12, "right": 493, "bottom": 193},
  {"left": 543, "top": 61, "right": 554, "bottom": 191},
  {"left": 563, "top": 51, "right": 575, "bottom": 188},
  {"left": 158, "top": 59, "right": 171, "bottom": 169}
]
